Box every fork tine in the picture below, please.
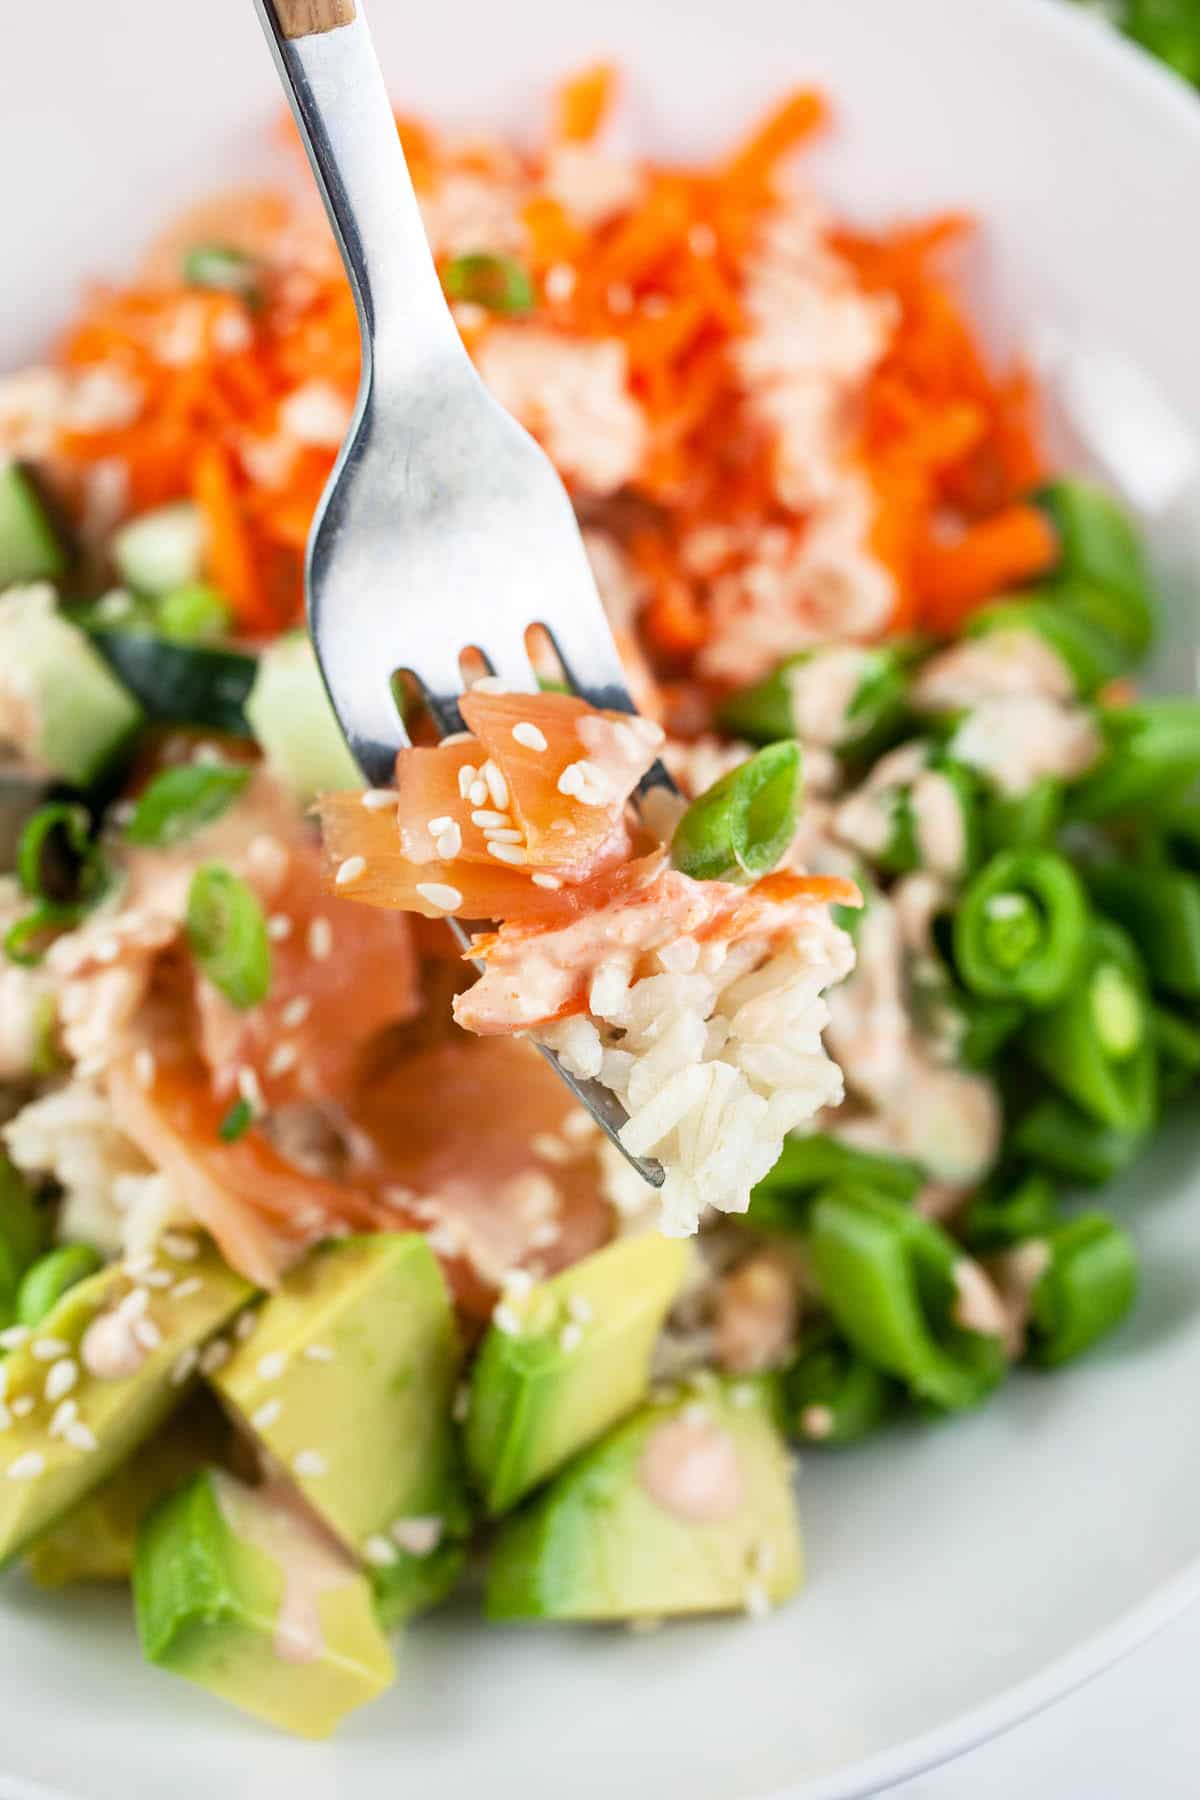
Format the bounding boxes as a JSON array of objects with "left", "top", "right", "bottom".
[{"left": 477, "top": 631, "right": 540, "bottom": 696}]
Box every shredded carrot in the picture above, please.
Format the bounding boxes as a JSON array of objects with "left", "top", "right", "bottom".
[
  {"left": 555, "top": 63, "right": 617, "bottom": 143},
  {"left": 915, "top": 503, "right": 1059, "bottom": 634},
  {"left": 721, "top": 90, "right": 829, "bottom": 194},
  {"left": 192, "top": 445, "right": 278, "bottom": 634}
]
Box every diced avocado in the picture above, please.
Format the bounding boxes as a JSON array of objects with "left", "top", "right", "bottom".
[
  {"left": 465, "top": 1233, "right": 691, "bottom": 1516},
  {"left": 486, "top": 1376, "right": 802, "bottom": 1622},
  {"left": 25, "top": 1391, "right": 231, "bottom": 1588},
  {"left": 112, "top": 502, "right": 206, "bottom": 596},
  {"left": 135, "top": 1469, "right": 394, "bottom": 1739},
  {"left": 0, "top": 1236, "right": 252, "bottom": 1565},
  {"left": 245, "top": 632, "right": 361, "bottom": 802},
  {"left": 0, "top": 584, "right": 143, "bottom": 785},
  {"left": 372, "top": 1533, "right": 468, "bottom": 1629},
  {"left": 0, "top": 462, "right": 68, "bottom": 589},
  {"left": 211, "top": 1234, "right": 466, "bottom": 1560},
  {"left": 0, "top": 1154, "right": 45, "bottom": 1324}
]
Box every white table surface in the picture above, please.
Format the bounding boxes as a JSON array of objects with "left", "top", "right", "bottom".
[{"left": 890, "top": 1595, "right": 1199, "bottom": 1797}]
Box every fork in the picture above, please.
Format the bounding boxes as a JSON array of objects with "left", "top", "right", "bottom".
[{"left": 252, "top": 0, "right": 668, "bottom": 1184}]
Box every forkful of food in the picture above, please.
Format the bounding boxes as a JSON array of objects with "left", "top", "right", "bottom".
[{"left": 252, "top": 0, "right": 860, "bottom": 1229}]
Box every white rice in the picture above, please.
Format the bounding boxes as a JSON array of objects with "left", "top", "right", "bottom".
[
  {"left": 3, "top": 1079, "right": 150, "bottom": 1257},
  {"left": 542, "top": 914, "right": 853, "bottom": 1237}
]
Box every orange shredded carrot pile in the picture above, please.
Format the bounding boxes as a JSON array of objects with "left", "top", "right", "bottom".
[{"left": 45, "top": 67, "right": 1046, "bottom": 660}]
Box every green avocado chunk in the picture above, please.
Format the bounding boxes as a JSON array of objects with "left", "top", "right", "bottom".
[
  {"left": 210, "top": 1234, "right": 468, "bottom": 1574},
  {"left": 465, "top": 1232, "right": 691, "bottom": 1516},
  {"left": 134, "top": 1468, "right": 395, "bottom": 1739},
  {"left": 0, "top": 583, "right": 143, "bottom": 785},
  {"left": 0, "top": 1236, "right": 252, "bottom": 1566},
  {"left": 25, "top": 1391, "right": 232, "bottom": 1588},
  {"left": 486, "top": 1376, "right": 802, "bottom": 1622}
]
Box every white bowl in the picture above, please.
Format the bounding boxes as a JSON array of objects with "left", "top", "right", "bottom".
[{"left": 3, "top": 2, "right": 1200, "bottom": 1796}]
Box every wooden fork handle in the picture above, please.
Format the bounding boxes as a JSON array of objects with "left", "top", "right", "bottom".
[{"left": 271, "top": 0, "right": 355, "bottom": 38}]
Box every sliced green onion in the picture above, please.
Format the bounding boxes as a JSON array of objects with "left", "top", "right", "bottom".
[
  {"left": 16, "top": 803, "right": 105, "bottom": 906},
  {"left": 1090, "top": 961, "right": 1145, "bottom": 1058},
  {"left": 1028, "top": 1214, "right": 1137, "bottom": 1366},
  {"left": 3, "top": 904, "right": 68, "bottom": 968},
  {"left": 953, "top": 848, "right": 1089, "bottom": 1008},
  {"left": 670, "top": 741, "right": 803, "bottom": 883},
  {"left": 125, "top": 763, "right": 251, "bottom": 849},
  {"left": 218, "top": 1097, "right": 255, "bottom": 1143},
  {"left": 183, "top": 244, "right": 262, "bottom": 306},
  {"left": 156, "top": 583, "right": 234, "bottom": 646},
  {"left": 443, "top": 253, "right": 535, "bottom": 316},
  {"left": 186, "top": 864, "right": 271, "bottom": 1010},
  {"left": 961, "top": 1170, "right": 1058, "bottom": 1254},
  {"left": 16, "top": 1244, "right": 103, "bottom": 1329},
  {"left": 1012, "top": 1093, "right": 1146, "bottom": 1186},
  {"left": 784, "top": 1329, "right": 897, "bottom": 1444}
]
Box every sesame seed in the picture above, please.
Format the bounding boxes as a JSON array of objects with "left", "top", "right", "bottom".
[
  {"left": 470, "top": 809, "right": 511, "bottom": 829},
  {"left": 139, "top": 1268, "right": 174, "bottom": 1290},
  {"left": 133, "top": 1047, "right": 157, "bottom": 1089},
  {"left": 170, "top": 1277, "right": 203, "bottom": 1302},
  {"left": 468, "top": 778, "right": 489, "bottom": 807},
  {"left": 0, "top": 1327, "right": 29, "bottom": 1352},
  {"left": 32, "top": 1338, "right": 70, "bottom": 1362},
  {"left": 44, "top": 1360, "right": 78, "bottom": 1404},
  {"left": 94, "top": 936, "right": 120, "bottom": 964},
  {"left": 435, "top": 823, "right": 463, "bottom": 860},
  {"left": 362, "top": 789, "right": 396, "bottom": 810},
  {"left": 481, "top": 760, "right": 510, "bottom": 809},
  {"left": 235, "top": 1310, "right": 259, "bottom": 1342},
  {"left": 441, "top": 732, "right": 474, "bottom": 747},
  {"left": 562, "top": 1110, "right": 597, "bottom": 1141},
  {"left": 512, "top": 722, "right": 548, "bottom": 752},
  {"left": 681, "top": 1402, "right": 711, "bottom": 1428},
  {"left": 119, "top": 1283, "right": 150, "bottom": 1316},
  {"left": 427, "top": 816, "right": 454, "bottom": 834},
  {"left": 11, "top": 1397, "right": 34, "bottom": 1419},
  {"left": 65, "top": 1421, "right": 98, "bottom": 1453},
  {"left": 531, "top": 872, "right": 562, "bottom": 889},
  {"left": 7, "top": 1452, "right": 45, "bottom": 1481},
  {"left": 566, "top": 1294, "right": 593, "bottom": 1324},
  {"left": 162, "top": 1233, "right": 199, "bottom": 1262},
  {"left": 558, "top": 1322, "right": 584, "bottom": 1353},
  {"left": 483, "top": 827, "right": 524, "bottom": 844},
  {"left": 487, "top": 841, "right": 527, "bottom": 866},
  {"left": 236, "top": 1066, "right": 264, "bottom": 1110},
  {"left": 501, "top": 1268, "right": 535, "bottom": 1299},
  {"left": 557, "top": 760, "right": 607, "bottom": 805},
  {"left": 267, "top": 913, "right": 294, "bottom": 942},
  {"left": 251, "top": 1398, "right": 282, "bottom": 1432},
  {"left": 544, "top": 263, "right": 577, "bottom": 303},
  {"left": 293, "top": 1449, "right": 327, "bottom": 1478},
  {"left": 133, "top": 1318, "right": 162, "bottom": 1352},
  {"left": 531, "top": 1133, "right": 570, "bottom": 1165},
  {"left": 452, "top": 1383, "right": 470, "bottom": 1423},
  {"left": 391, "top": 1516, "right": 443, "bottom": 1556},
  {"left": 266, "top": 1042, "right": 299, "bottom": 1078},
  {"left": 415, "top": 881, "right": 464, "bottom": 913},
  {"left": 457, "top": 764, "right": 479, "bottom": 800},
  {"left": 198, "top": 1339, "right": 230, "bottom": 1376},
  {"left": 800, "top": 1403, "right": 835, "bottom": 1440},
  {"left": 48, "top": 1399, "right": 77, "bottom": 1437},
  {"left": 257, "top": 1351, "right": 288, "bottom": 1381},
  {"left": 335, "top": 855, "right": 367, "bottom": 888},
  {"left": 743, "top": 1582, "right": 772, "bottom": 1620},
  {"left": 302, "top": 1343, "right": 334, "bottom": 1363},
  {"left": 364, "top": 1534, "right": 398, "bottom": 1568},
  {"left": 492, "top": 1303, "right": 522, "bottom": 1336},
  {"left": 307, "top": 917, "right": 333, "bottom": 961}
]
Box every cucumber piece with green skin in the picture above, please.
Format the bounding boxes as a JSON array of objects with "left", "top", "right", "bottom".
[
  {"left": 0, "top": 462, "right": 68, "bottom": 589},
  {"left": 91, "top": 630, "right": 257, "bottom": 736},
  {"left": 0, "top": 584, "right": 143, "bottom": 785},
  {"left": 245, "top": 633, "right": 361, "bottom": 801},
  {"left": 112, "top": 502, "right": 205, "bottom": 596}
]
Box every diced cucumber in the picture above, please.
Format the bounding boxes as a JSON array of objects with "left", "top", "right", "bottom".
[
  {"left": 0, "top": 585, "right": 142, "bottom": 785},
  {"left": 0, "top": 462, "right": 68, "bottom": 590},
  {"left": 245, "top": 633, "right": 361, "bottom": 801},
  {"left": 112, "top": 502, "right": 206, "bottom": 596}
]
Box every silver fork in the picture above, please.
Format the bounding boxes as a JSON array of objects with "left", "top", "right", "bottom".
[{"left": 252, "top": 0, "right": 667, "bottom": 1184}]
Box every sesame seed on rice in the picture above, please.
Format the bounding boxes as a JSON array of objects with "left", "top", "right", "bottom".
[
  {"left": 512, "top": 721, "right": 548, "bottom": 752},
  {"left": 487, "top": 841, "right": 527, "bottom": 865},
  {"left": 335, "top": 855, "right": 367, "bottom": 887},
  {"left": 267, "top": 913, "right": 294, "bottom": 941},
  {"left": 44, "top": 1360, "right": 78, "bottom": 1404},
  {"left": 531, "top": 872, "right": 562, "bottom": 889},
  {"left": 364, "top": 1534, "right": 398, "bottom": 1568},
  {"left": 7, "top": 1452, "right": 46, "bottom": 1481},
  {"left": 266, "top": 1041, "right": 299, "bottom": 1078},
  {"left": 558, "top": 1322, "right": 583, "bottom": 1353},
  {"left": 257, "top": 1351, "right": 288, "bottom": 1381},
  {"left": 252, "top": 1398, "right": 282, "bottom": 1432},
  {"left": 307, "top": 916, "right": 333, "bottom": 961},
  {"left": 362, "top": 789, "right": 397, "bottom": 810},
  {"left": 293, "top": 1449, "right": 327, "bottom": 1478},
  {"left": 303, "top": 1343, "right": 334, "bottom": 1363},
  {"left": 415, "top": 881, "right": 464, "bottom": 913},
  {"left": 162, "top": 1232, "right": 199, "bottom": 1261},
  {"left": 280, "top": 996, "right": 312, "bottom": 1029},
  {"left": 31, "top": 1338, "right": 70, "bottom": 1362}
]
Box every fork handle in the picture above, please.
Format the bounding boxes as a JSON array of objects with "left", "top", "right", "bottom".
[{"left": 252, "top": 0, "right": 457, "bottom": 378}]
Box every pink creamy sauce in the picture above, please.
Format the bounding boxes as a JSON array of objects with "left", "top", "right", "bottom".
[
  {"left": 214, "top": 1473, "right": 355, "bottom": 1667},
  {"left": 638, "top": 1412, "right": 745, "bottom": 1525}
]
